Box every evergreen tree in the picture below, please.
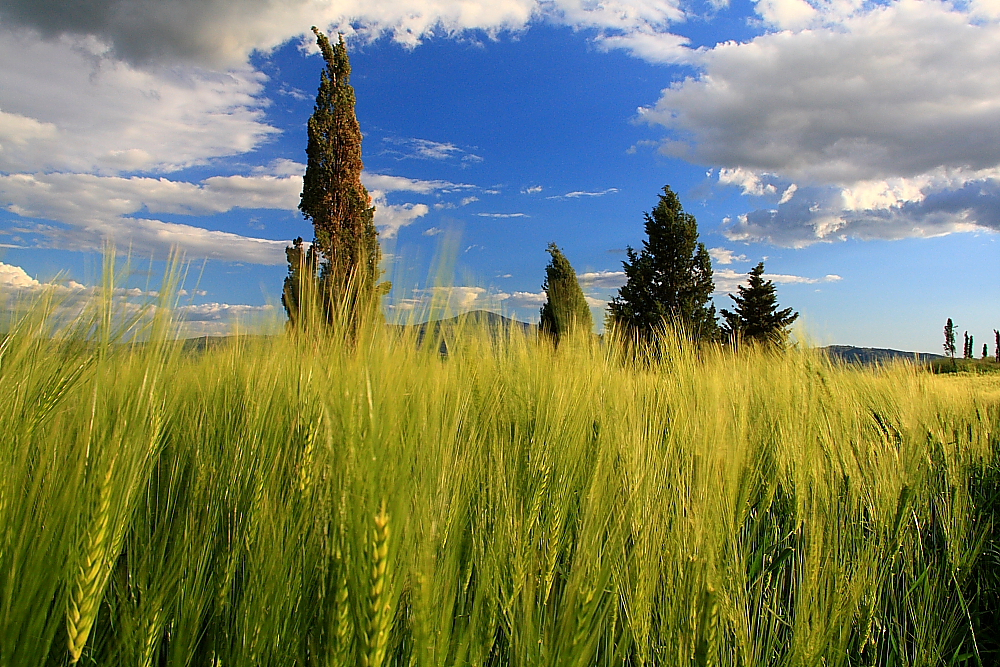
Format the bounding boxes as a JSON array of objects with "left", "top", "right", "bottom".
[
  {"left": 983, "top": 343, "right": 988, "bottom": 360},
  {"left": 944, "top": 319, "right": 956, "bottom": 359},
  {"left": 284, "top": 27, "right": 384, "bottom": 326},
  {"left": 995, "top": 329, "right": 999, "bottom": 363},
  {"left": 607, "top": 186, "right": 718, "bottom": 341},
  {"left": 539, "top": 243, "right": 593, "bottom": 343},
  {"left": 964, "top": 332, "right": 973, "bottom": 359},
  {"left": 720, "top": 262, "right": 799, "bottom": 346}
]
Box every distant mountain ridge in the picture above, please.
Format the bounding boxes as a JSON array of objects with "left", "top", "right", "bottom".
[
  {"left": 821, "top": 345, "right": 944, "bottom": 365},
  {"left": 177, "top": 314, "right": 944, "bottom": 367}
]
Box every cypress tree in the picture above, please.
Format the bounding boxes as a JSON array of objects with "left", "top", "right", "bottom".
[
  {"left": 284, "top": 27, "right": 384, "bottom": 326},
  {"left": 995, "top": 329, "right": 999, "bottom": 363},
  {"left": 720, "top": 262, "right": 799, "bottom": 346},
  {"left": 607, "top": 186, "right": 718, "bottom": 341},
  {"left": 539, "top": 242, "right": 593, "bottom": 343},
  {"left": 944, "top": 319, "right": 956, "bottom": 359},
  {"left": 983, "top": 343, "right": 988, "bottom": 360}
]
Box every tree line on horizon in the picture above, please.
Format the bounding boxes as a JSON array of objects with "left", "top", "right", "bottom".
[
  {"left": 282, "top": 30, "right": 799, "bottom": 349},
  {"left": 943, "top": 318, "right": 1000, "bottom": 363}
]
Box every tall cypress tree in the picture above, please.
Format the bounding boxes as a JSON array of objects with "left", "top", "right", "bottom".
[
  {"left": 284, "top": 27, "right": 384, "bottom": 326},
  {"left": 607, "top": 186, "right": 718, "bottom": 341},
  {"left": 539, "top": 242, "right": 593, "bottom": 343},
  {"left": 995, "top": 329, "right": 999, "bottom": 363},
  {"left": 944, "top": 319, "right": 956, "bottom": 359},
  {"left": 720, "top": 262, "right": 798, "bottom": 346}
]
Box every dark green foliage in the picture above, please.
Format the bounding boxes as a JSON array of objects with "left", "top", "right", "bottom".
[
  {"left": 984, "top": 343, "right": 989, "bottom": 359},
  {"left": 284, "top": 28, "right": 384, "bottom": 327},
  {"left": 607, "top": 186, "right": 718, "bottom": 342},
  {"left": 720, "top": 262, "right": 799, "bottom": 346},
  {"left": 995, "top": 330, "right": 999, "bottom": 363},
  {"left": 964, "top": 332, "right": 974, "bottom": 359},
  {"left": 539, "top": 243, "right": 593, "bottom": 342},
  {"left": 944, "top": 319, "right": 956, "bottom": 359}
]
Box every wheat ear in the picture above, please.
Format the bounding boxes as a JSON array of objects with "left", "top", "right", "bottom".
[
  {"left": 140, "top": 606, "right": 164, "bottom": 667},
  {"left": 693, "top": 583, "right": 719, "bottom": 667},
  {"left": 67, "top": 463, "right": 116, "bottom": 663},
  {"left": 362, "top": 500, "right": 391, "bottom": 667},
  {"left": 333, "top": 547, "right": 352, "bottom": 664}
]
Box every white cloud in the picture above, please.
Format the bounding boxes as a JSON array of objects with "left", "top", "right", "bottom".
[
  {"left": 0, "top": 0, "right": 690, "bottom": 69},
  {"left": 708, "top": 247, "right": 748, "bottom": 265},
  {"left": 382, "top": 137, "right": 483, "bottom": 164},
  {"left": 373, "top": 201, "right": 431, "bottom": 239},
  {"left": 362, "top": 172, "right": 474, "bottom": 194},
  {"left": 505, "top": 290, "right": 547, "bottom": 307},
  {"left": 547, "top": 187, "right": 620, "bottom": 200},
  {"left": 406, "top": 285, "right": 510, "bottom": 312},
  {"left": 423, "top": 227, "right": 445, "bottom": 236},
  {"left": 648, "top": 1, "right": 1000, "bottom": 185},
  {"left": 0, "top": 30, "right": 276, "bottom": 174},
  {"left": 0, "top": 258, "right": 278, "bottom": 336},
  {"left": 778, "top": 184, "right": 797, "bottom": 205},
  {"left": 643, "top": 0, "right": 1000, "bottom": 244},
  {"left": 460, "top": 196, "right": 480, "bottom": 206},
  {"left": 475, "top": 212, "right": 528, "bottom": 218},
  {"left": 521, "top": 185, "right": 543, "bottom": 194},
  {"left": 578, "top": 270, "right": 627, "bottom": 288},
  {"left": 714, "top": 267, "right": 841, "bottom": 294},
  {"left": 0, "top": 261, "right": 40, "bottom": 290},
  {"left": 755, "top": 0, "right": 818, "bottom": 30},
  {"left": 718, "top": 168, "right": 776, "bottom": 197},
  {"left": 0, "top": 172, "right": 295, "bottom": 262},
  {"left": 176, "top": 302, "right": 274, "bottom": 322}
]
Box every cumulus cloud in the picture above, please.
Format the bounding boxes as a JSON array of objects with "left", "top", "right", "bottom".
[
  {"left": 647, "top": 1, "right": 1000, "bottom": 184},
  {"left": 362, "top": 173, "right": 476, "bottom": 237},
  {"left": 717, "top": 168, "right": 776, "bottom": 197},
  {"left": 176, "top": 302, "right": 274, "bottom": 322},
  {"left": 643, "top": 0, "right": 1000, "bottom": 244},
  {"left": 578, "top": 270, "right": 627, "bottom": 288},
  {"left": 0, "top": 0, "right": 691, "bottom": 69},
  {"left": 0, "top": 259, "right": 277, "bottom": 337},
  {"left": 708, "top": 247, "right": 747, "bottom": 264},
  {"left": 373, "top": 201, "right": 431, "bottom": 239},
  {"left": 0, "top": 172, "right": 295, "bottom": 262},
  {"left": 0, "top": 261, "right": 40, "bottom": 290},
  {"left": 505, "top": 290, "right": 547, "bottom": 308},
  {"left": 0, "top": 30, "right": 276, "bottom": 174}
]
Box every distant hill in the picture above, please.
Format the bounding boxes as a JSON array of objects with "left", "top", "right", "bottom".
[
  {"left": 403, "top": 310, "right": 535, "bottom": 336},
  {"left": 821, "top": 345, "right": 944, "bottom": 365}
]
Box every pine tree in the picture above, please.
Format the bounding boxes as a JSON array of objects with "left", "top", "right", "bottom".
[
  {"left": 944, "top": 319, "right": 956, "bottom": 359},
  {"left": 964, "top": 332, "right": 973, "bottom": 359},
  {"left": 995, "top": 329, "right": 999, "bottom": 363},
  {"left": 720, "top": 262, "right": 799, "bottom": 346},
  {"left": 607, "top": 186, "right": 718, "bottom": 341},
  {"left": 983, "top": 343, "right": 988, "bottom": 360},
  {"left": 539, "top": 243, "right": 593, "bottom": 343},
  {"left": 284, "top": 27, "right": 384, "bottom": 326}
]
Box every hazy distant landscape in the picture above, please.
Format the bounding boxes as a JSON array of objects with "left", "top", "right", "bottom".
[{"left": 1, "top": 0, "right": 998, "bottom": 664}]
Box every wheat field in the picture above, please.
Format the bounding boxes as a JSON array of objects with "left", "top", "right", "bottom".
[{"left": 0, "top": 285, "right": 997, "bottom": 667}]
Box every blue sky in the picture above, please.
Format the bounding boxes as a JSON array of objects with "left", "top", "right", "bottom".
[{"left": 0, "top": 0, "right": 997, "bottom": 352}]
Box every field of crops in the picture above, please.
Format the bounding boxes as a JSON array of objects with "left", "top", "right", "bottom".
[{"left": 0, "top": 294, "right": 997, "bottom": 667}]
